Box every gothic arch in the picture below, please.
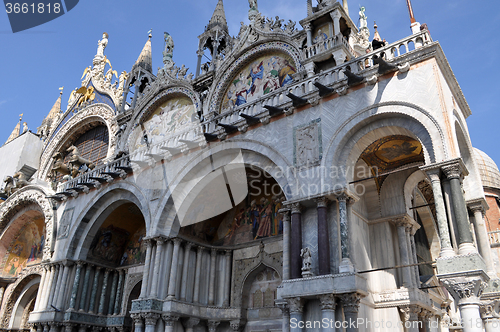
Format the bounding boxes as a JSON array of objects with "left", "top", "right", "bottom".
[
  {"left": 39, "top": 103, "right": 119, "bottom": 180},
  {"left": 0, "top": 187, "right": 53, "bottom": 260},
  {"left": 65, "top": 183, "right": 150, "bottom": 260}
]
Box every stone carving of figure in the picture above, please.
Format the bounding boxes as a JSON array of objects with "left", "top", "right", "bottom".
[
  {"left": 22, "top": 122, "right": 28, "bottom": 134},
  {"left": 249, "top": 0, "right": 257, "bottom": 10},
  {"left": 1, "top": 176, "right": 15, "bottom": 197},
  {"left": 96, "top": 32, "right": 108, "bottom": 57},
  {"left": 359, "top": 6, "right": 368, "bottom": 30},
  {"left": 163, "top": 32, "right": 175, "bottom": 69},
  {"left": 300, "top": 247, "right": 313, "bottom": 277}
]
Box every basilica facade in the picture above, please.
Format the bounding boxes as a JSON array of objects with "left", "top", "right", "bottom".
[{"left": 0, "top": 0, "right": 499, "bottom": 331}]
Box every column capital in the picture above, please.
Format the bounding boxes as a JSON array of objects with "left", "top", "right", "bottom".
[
  {"left": 161, "top": 314, "right": 180, "bottom": 326},
  {"left": 196, "top": 245, "right": 204, "bottom": 254},
  {"left": 75, "top": 261, "right": 84, "bottom": 267},
  {"left": 399, "top": 304, "right": 421, "bottom": 322},
  {"left": 304, "top": 23, "right": 312, "bottom": 31},
  {"left": 315, "top": 196, "right": 329, "bottom": 208},
  {"left": 183, "top": 317, "right": 200, "bottom": 329},
  {"left": 286, "top": 297, "right": 304, "bottom": 313},
  {"left": 143, "top": 313, "right": 160, "bottom": 326},
  {"left": 196, "top": 49, "right": 204, "bottom": 57},
  {"left": 421, "top": 158, "right": 468, "bottom": 179},
  {"left": 278, "top": 208, "right": 291, "bottom": 222},
  {"left": 319, "top": 294, "right": 336, "bottom": 310},
  {"left": 224, "top": 249, "right": 232, "bottom": 256},
  {"left": 104, "top": 268, "right": 113, "bottom": 273},
  {"left": 480, "top": 300, "right": 500, "bottom": 319},
  {"left": 229, "top": 320, "right": 245, "bottom": 331},
  {"left": 210, "top": 248, "right": 218, "bottom": 256},
  {"left": 391, "top": 214, "right": 420, "bottom": 234},
  {"left": 143, "top": 238, "right": 154, "bottom": 248},
  {"left": 94, "top": 266, "right": 103, "bottom": 272},
  {"left": 276, "top": 301, "right": 289, "bottom": 314},
  {"left": 207, "top": 320, "right": 221, "bottom": 332},
  {"left": 290, "top": 202, "right": 302, "bottom": 214},
  {"left": 340, "top": 293, "right": 361, "bottom": 314},
  {"left": 172, "top": 238, "right": 183, "bottom": 246},
  {"left": 130, "top": 313, "right": 143, "bottom": 325},
  {"left": 155, "top": 236, "right": 167, "bottom": 246},
  {"left": 467, "top": 198, "right": 488, "bottom": 215},
  {"left": 441, "top": 277, "right": 488, "bottom": 305},
  {"left": 184, "top": 241, "right": 193, "bottom": 250}
]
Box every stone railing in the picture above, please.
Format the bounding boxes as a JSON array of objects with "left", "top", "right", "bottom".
[
  {"left": 305, "top": 34, "right": 355, "bottom": 59},
  {"left": 60, "top": 154, "right": 132, "bottom": 192},
  {"left": 488, "top": 230, "right": 500, "bottom": 248},
  {"left": 208, "top": 30, "right": 432, "bottom": 130}
]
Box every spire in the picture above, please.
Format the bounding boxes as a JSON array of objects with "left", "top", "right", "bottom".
[
  {"left": 46, "top": 88, "right": 63, "bottom": 121},
  {"left": 133, "top": 32, "right": 153, "bottom": 73},
  {"left": 406, "top": 0, "right": 416, "bottom": 24},
  {"left": 4, "top": 114, "right": 22, "bottom": 145},
  {"left": 342, "top": 0, "right": 349, "bottom": 15},
  {"left": 207, "top": 0, "right": 228, "bottom": 31},
  {"left": 373, "top": 21, "right": 381, "bottom": 41}
]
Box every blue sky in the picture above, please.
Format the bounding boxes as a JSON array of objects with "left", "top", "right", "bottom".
[{"left": 1, "top": 0, "right": 499, "bottom": 163}]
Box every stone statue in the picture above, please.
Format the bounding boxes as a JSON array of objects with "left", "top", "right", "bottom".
[
  {"left": 163, "top": 32, "right": 175, "bottom": 69},
  {"left": 96, "top": 32, "right": 108, "bottom": 57},
  {"left": 249, "top": 0, "right": 257, "bottom": 10},
  {"left": 300, "top": 247, "right": 313, "bottom": 277},
  {"left": 51, "top": 152, "right": 72, "bottom": 178},
  {"left": 66, "top": 145, "right": 95, "bottom": 177},
  {"left": 359, "top": 6, "right": 368, "bottom": 30},
  {"left": 22, "top": 122, "right": 28, "bottom": 134},
  {"left": 1, "top": 176, "right": 15, "bottom": 197},
  {"left": 12, "top": 171, "right": 29, "bottom": 189},
  {"left": 179, "top": 64, "right": 188, "bottom": 78}
]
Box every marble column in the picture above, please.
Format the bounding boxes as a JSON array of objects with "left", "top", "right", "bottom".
[
  {"left": 144, "top": 313, "right": 160, "bottom": 332},
  {"left": 183, "top": 318, "right": 200, "bottom": 332},
  {"left": 287, "top": 297, "right": 304, "bottom": 332},
  {"left": 108, "top": 271, "right": 119, "bottom": 314},
  {"left": 304, "top": 23, "right": 312, "bottom": 47},
  {"left": 207, "top": 320, "right": 220, "bottom": 332},
  {"left": 277, "top": 303, "right": 290, "bottom": 332},
  {"left": 52, "top": 263, "right": 64, "bottom": 308},
  {"left": 223, "top": 250, "right": 232, "bottom": 307},
  {"left": 78, "top": 263, "right": 92, "bottom": 311},
  {"left": 290, "top": 203, "right": 303, "bottom": 279},
  {"left": 338, "top": 194, "right": 354, "bottom": 273},
  {"left": 34, "top": 266, "right": 48, "bottom": 311},
  {"left": 444, "top": 278, "right": 486, "bottom": 332},
  {"left": 196, "top": 50, "right": 203, "bottom": 78},
  {"left": 480, "top": 301, "right": 500, "bottom": 332},
  {"left": 113, "top": 270, "right": 125, "bottom": 315},
  {"left": 130, "top": 313, "right": 144, "bottom": 332},
  {"left": 162, "top": 315, "right": 179, "bottom": 332},
  {"left": 63, "top": 323, "right": 73, "bottom": 332},
  {"left": 208, "top": 248, "right": 217, "bottom": 305},
  {"left": 140, "top": 239, "right": 153, "bottom": 298},
  {"left": 426, "top": 169, "right": 454, "bottom": 257},
  {"left": 180, "top": 242, "right": 192, "bottom": 301},
  {"left": 160, "top": 240, "right": 174, "bottom": 299},
  {"left": 316, "top": 197, "right": 331, "bottom": 276},
  {"left": 56, "top": 263, "right": 71, "bottom": 310},
  {"left": 47, "top": 264, "right": 60, "bottom": 308},
  {"left": 396, "top": 219, "right": 413, "bottom": 288},
  {"left": 341, "top": 293, "right": 361, "bottom": 332},
  {"left": 319, "top": 294, "right": 336, "bottom": 332},
  {"left": 193, "top": 246, "right": 203, "bottom": 303},
  {"left": 406, "top": 226, "right": 419, "bottom": 287},
  {"left": 42, "top": 265, "right": 55, "bottom": 309},
  {"left": 399, "top": 305, "right": 421, "bottom": 332},
  {"left": 69, "top": 262, "right": 83, "bottom": 310},
  {"left": 88, "top": 266, "right": 101, "bottom": 314},
  {"left": 280, "top": 208, "right": 291, "bottom": 280},
  {"left": 0, "top": 286, "right": 4, "bottom": 310},
  {"left": 469, "top": 202, "right": 495, "bottom": 275},
  {"left": 442, "top": 164, "right": 476, "bottom": 254},
  {"left": 98, "top": 268, "right": 111, "bottom": 315},
  {"left": 150, "top": 238, "right": 165, "bottom": 298},
  {"left": 330, "top": 9, "right": 341, "bottom": 35},
  {"left": 167, "top": 238, "right": 182, "bottom": 300}
]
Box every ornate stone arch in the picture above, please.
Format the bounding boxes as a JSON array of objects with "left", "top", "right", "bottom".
[
  {"left": 65, "top": 183, "right": 150, "bottom": 260},
  {"left": 207, "top": 41, "right": 304, "bottom": 114},
  {"left": 39, "top": 103, "right": 119, "bottom": 180},
  {"left": 0, "top": 265, "right": 43, "bottom": 328},
  {"left": 0, "top": 187, "right": 53, "bottom": 260},
  {"left": 232, "top": 244, "right": 283, "bottom": 308},
  {"left": 324, "top": 101, "right": 448, "bottom": 185},
  {"left": 121, "top": 272, "right": 142, "bottom": 316}
]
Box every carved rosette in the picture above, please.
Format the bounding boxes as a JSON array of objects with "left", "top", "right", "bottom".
[
  {"left": 340, "top": 293, "right": 361, "bottom": 314},
  {"left": 319, "top": 294, "right": 336, "bottom": 311},
  {"left": 286, "top": 297, "right": 304, "bottom": 314}
]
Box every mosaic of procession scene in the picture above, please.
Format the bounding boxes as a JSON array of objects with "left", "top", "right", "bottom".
[
  {"left": 0, "top": 212, "right": 45, "bottom": 277},
  {"left": 180, "top": 167, "right": 286, "bottom": 246},
  {"left": 221, "top": 52, "right": 296, "bottom": 113}
]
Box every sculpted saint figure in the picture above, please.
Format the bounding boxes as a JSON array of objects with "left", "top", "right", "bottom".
[
  {"left": 249, "top": 0, "right": 257, "bottom": 10},
  {"left": 97, "top": 32, "right": 108, "bottom": 57},
  {"left": 359, "top": 6, "right": 368, "bottom": 30}
]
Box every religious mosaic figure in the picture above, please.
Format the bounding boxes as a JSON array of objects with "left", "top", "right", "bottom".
[{"left": 255, "top": 198, "right": 273, "bottom": 239}]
